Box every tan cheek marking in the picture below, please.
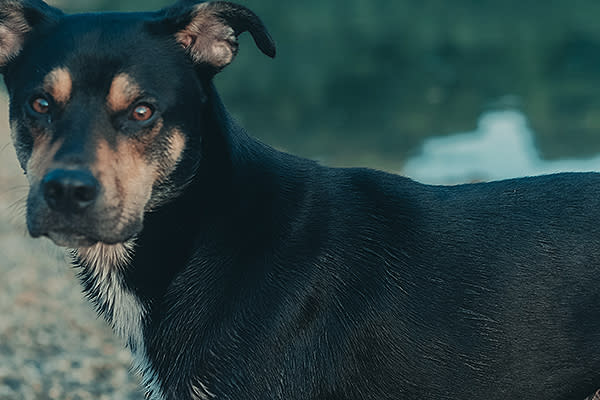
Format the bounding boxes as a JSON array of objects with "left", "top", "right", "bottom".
[
  {"left": 26, "top": 136, "right": 63, "bottom": 184},
  {"left": 147, "top": 119, "right": 163, "bottom": 141},
  {"left": 116, "top": 139, "right": 157, "bottom": 211},
  {"left": 43, "top": 67, "right": 73, "bottom": 104},
  {"left": 107, "top": 73, "right": 141, "bottom": 112},
  {"left": 93, "top": 139, "right": 157, "bottom": 230},
  {"left": 150, "top": 129, "right": 187, "bottom": 185},
  {"left": 92, "top": 130, "right": 186, "bottom": 229},
  {"left": 168, "top": 131, "right": 186, "bottom": 162},
  {"left": 160, "top": 130, "right": 186, "bottom": 180},
  {"left": 93, "top": 140, "right": 119, "bottom": 217}
]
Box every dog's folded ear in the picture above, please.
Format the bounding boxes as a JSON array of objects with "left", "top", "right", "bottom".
[
  {"left": 150, "top": 1, "right": 275, "bottom": 72},
  {"left": 0, "top": 0, "right": 62, "bottom": 68}
]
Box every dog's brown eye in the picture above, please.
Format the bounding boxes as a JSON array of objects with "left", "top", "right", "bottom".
[
  {"left": 31, "top": 97, "right": 50, "bottom": 114},
  {"left": 131, "top": 104, "right": 153, "bottom": 122}
]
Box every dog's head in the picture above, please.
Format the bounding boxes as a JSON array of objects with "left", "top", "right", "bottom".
[{"left": 0, "top": 0, "right": 275, "bottom": 247}]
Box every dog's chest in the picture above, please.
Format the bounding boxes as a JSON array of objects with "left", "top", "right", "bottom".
[
  {"left": 75, "top": 243, "right": 218, "bottom": 400},
  {"left": 75, "top": 243, "right": 166, "bottom": 398}
]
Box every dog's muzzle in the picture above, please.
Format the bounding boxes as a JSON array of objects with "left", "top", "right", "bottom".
[
  {"left": 42, "top": 169, "right": 99, "bottom": 214},
  {"left": 28, "top": 168, "right": 102, "bottom": 247},
  {"left": 26, "top": 166, "right": 140, "bottom": 247}
]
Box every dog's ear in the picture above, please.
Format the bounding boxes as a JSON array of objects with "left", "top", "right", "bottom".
[
  {"left": 150, "top": 1, "right": 275, "bottom": 72},
  {"left": 0, "top": 0, "right": 62, "bottom": 68}
]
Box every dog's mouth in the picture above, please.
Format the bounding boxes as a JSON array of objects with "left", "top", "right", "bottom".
[
  {"left": 33, "top": 219, "right": 142, "bottom": 248},
  {"left": 28, "top": 209, "right": 143, "bottom": 248},
  {"left": 25, "top": 189, "right": 146, "bottom": 248},
  {"left": 24, "top": 173, "right": 147, "bottom": 248},
  {"left": 46, "top": 231, "right": 99, "bottom": 248},
  {"left": 41, "top": 225, "right": 140, "bottom": 248},
  {"left": 24, "top": 162, "right": 153, "bottom": 249}
]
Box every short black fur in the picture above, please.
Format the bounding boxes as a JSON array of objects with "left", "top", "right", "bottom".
[{"left": 2, "top": 1, "right": 600, "bottom": 399}]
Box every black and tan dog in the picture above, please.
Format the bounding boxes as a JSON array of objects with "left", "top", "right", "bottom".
[{"left": 2, "top": 0, "right": 600, "bottom": 399}]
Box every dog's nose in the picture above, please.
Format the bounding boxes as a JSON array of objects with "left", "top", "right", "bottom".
[{"left": 42, "top": 169, "right": 99, "bottom": 213}]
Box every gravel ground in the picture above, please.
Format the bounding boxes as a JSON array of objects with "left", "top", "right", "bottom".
[{"left": 0, "top": 94, "right": 144, "bottom": 399}]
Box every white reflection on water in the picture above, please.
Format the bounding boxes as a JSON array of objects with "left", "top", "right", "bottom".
[{"left": 402, "top": 110, "right": 600, "bottom": 185}]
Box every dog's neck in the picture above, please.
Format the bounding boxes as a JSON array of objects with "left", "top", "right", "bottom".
[
  {"left": 75, "top": 240, "right": 171, "bottom": 398},
  {"left": 75, "top": 241, "right": 143, "bottom": 343}
]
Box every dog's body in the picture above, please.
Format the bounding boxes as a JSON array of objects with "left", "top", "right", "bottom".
[{"left": 2, "top": 1, "right": 600, "bottom": 399}]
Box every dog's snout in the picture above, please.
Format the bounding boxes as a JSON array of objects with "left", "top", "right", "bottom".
[{"left": 42, "top": 169, "right": 99, "bottom": 213}]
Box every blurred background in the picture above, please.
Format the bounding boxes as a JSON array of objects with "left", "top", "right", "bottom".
[
  {"left": 1, "top": 0, "right": 600, "bottom": 399},
  {"left": 19, "top": 0, "right": 600, "bottom": 182}
]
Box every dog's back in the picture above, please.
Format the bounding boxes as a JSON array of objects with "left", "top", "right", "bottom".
[
  {"left": 138, "top": 108, "right": 600, "bottom": 397},
  {"left": 169, "top": 132, "right": 600, "bottom": 398}
]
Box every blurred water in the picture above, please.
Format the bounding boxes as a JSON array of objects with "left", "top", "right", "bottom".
[{"left": 402, "top": 110, "right": 600, "bottom": 185}]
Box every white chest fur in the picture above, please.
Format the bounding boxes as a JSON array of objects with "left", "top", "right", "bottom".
[{"left": 75, "top": 242, "right": 165, "bottom": 399}]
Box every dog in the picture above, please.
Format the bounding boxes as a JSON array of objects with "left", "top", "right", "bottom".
[{"left": 2, "top": 0, "right": 600, "bottom": 399}]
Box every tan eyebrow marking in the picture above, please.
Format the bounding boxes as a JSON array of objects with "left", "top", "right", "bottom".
[
  {"left": 43, "top": 67, "right": 73, "bottom": 104},
  {"left": 107, "top": 73, "right": 141, "bottom": 112}
]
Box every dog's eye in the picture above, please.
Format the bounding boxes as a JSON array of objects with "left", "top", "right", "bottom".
[
  {"left": 131, "top": 104, "right": 154, "bottom": 122},
  {"left": 31, "top": 97, "right": 50, "bottom": 114}
]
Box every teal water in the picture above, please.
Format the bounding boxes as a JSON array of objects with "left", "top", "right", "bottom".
[{"left": 403, "top": 110, "right": 600, "bottom": 185}]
